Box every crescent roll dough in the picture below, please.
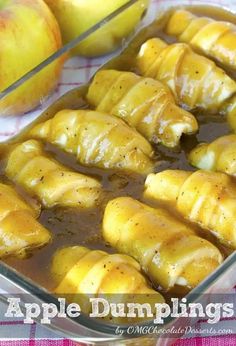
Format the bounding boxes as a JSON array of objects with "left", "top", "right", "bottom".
[
  {"left": 165, "top": 10, "right": 236, "bottom": 71},
  {"left": 145, "top": 169, "right": 236, "bottom": 248},
  {"left": 5, "top": 140, "right": 101, "bottom": 208},
  {"left": 189, "top": 134, "right": 236, "bottom": 176},
  {"left": 87, "top": 69, "right": 198, "bottom": 147},
  {"left": 29, "top": 110, "right": 154, "bottom": 174},
  {"left": 51, "top": 246, "right": 164, "bottom": 322},
  {"left": 103, "top": 197, "right": 222, "bottom": 292},
  {"left": 136, "top": 38, "right": 236, "bottom": 114},
  {"left": 0, "top": 183, "right": 51, "bottom": 258}
]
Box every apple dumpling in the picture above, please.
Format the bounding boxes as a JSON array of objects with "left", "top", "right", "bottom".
[
  {"left": 189, "top": 134, "right": 236, "bottom": 176},
  {"left": 136, "top": 38, "right": 236, "bottom": 114},
  {"left": 165, "top": 10, "right": 236, "bottom": 71},
  {"left": 51, "top": 245, "right": 164, "bottom": 322},
  {"left": 145, "top": 170, "right": 236, "bottom": 249},
  {"left": 5, "top": 140, "right": 102, "bottom": 209},
  {"left": 29, "top": 110, "right": 154, "bottom": 174},
  {"left": 103, "top": 197, "right": 222, "bottom": 292},
  {"left": 0, "top": 183, "right": 51, "bottom": 258},
  {"left": 87, "top": 70, "right": 198, "bottom": 147}
]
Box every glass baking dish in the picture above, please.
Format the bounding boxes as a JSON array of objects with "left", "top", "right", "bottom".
[{"left": 0, "top": 1, "right": 236, "bottom": 345}]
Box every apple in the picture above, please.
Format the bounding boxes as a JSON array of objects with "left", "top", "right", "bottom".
[
  {"left": 45, "top": 0, "right": 149, "bottom": 57},
  {"left": 0, "top": 0, "right": 64, "bottom": 116}
]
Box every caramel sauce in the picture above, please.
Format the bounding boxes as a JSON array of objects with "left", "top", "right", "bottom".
[{"left": 0, "top": 5, "right": 235, "bottom": 296}]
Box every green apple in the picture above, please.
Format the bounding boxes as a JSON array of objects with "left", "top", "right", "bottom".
[
  {"left": 45, "top": 0, "right": 149, "bottom": 57},
  {"left": 0, "top": 0, "right": 64, "bottom": 116}
]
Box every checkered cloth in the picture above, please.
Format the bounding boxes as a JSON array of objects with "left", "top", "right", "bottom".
[{"left": 0, "top": 0, "right": 236, "bottom": 345}]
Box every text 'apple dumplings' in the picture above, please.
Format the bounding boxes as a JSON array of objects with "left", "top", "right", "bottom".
[
  {"left": 51, "top": 246, "right": 164, "bottom": 323},
  {"left": 87, "top": 70, "right": 198, "bottom": 148},
  {"left": 145, "top": 169, "right": 236, "bottom": 249},
  {"left": 189, "top": 134, "right": 236, "bottom": 176},
  {"left": 5, "top": 140, "right": 102, "bottom": 209},
  {"left": 29, "top": 110, "right": 154, "bottom": 174},
  {"left": 103, "top": 197, "right": 222, "bottom": 293},
  {"left": 136, "top": 38, "right": 236, "bottom": 114},
  {"left": 0, "top": 183, "right": 51, "bottom": 258},
  {"left": 165, "top": 10, "right": 236, "bottom": 71}
]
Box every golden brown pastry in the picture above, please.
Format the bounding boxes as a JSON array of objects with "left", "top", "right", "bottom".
[
  {"left": 29, "top": 110, "right": 154, "bottom": 174},
  {"left": 165, "top": 10, "right": 236, "bottom": 71},
  {"left": 103, "top": 197, "right": 222, "bottom": 292},
  {"left": 189, "top": 134, "right": 236, "bottom": 176},
  {"left": 0, "top": 183, "right": 51, "bottom": 258},
  {"left": 225, "top": 97, "right": 236, "bottom": 132},
  {"left": 136, "top": 38, "right": 236, "bottom": 113},
  {"left": 87, "top": 69, "right": 198, "bottom": 147},
  {"left": 51, "top": 246, "right": 164, "bottom": 322},
  {"left": 145, "top": 169, "right": 236, "bottom": 248},
  {"left": 5, "top": 140, "right": 101, "bottom": 208}
]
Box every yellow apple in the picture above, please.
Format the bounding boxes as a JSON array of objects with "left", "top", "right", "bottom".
[
  {"left": 45, "top": 0, "right": 149, "bottom": 57},
  {"left": 0, "top": 0, "right": 64, "bottom": 116}
]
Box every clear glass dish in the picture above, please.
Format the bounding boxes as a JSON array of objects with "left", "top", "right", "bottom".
[{"left": 0, "top": 1, "right": 235, "bottom": 345}]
